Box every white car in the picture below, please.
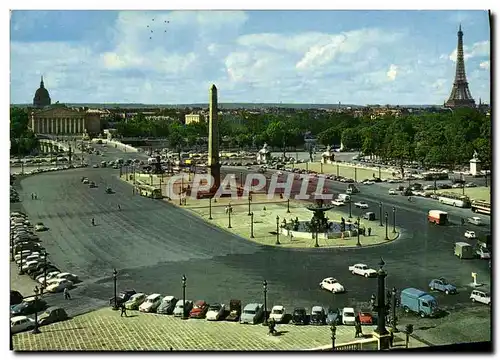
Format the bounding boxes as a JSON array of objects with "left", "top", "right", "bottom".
[
  {"left": 46, "top": 279, "right": 74, "bottom": 293},
  {"left": 34, "top": 223, "right": 47, "bottom": 232},
  {"left": 11, "top": 316, "right": 36, "bottom": 334},
  {"left": 21, "top": 260, "right": 40, "bottom": 271},
  {"left": 348, "top": 263, "right": 377, "bottom": 278},
  {"left": 319, "top": 277, "right": 345, "bottom": 293},
  {"left": 467, "top": 217, "right": 482, "bottom": 226},
  {"left": 388, "top": 189, "right": 397, "bottom": 195},
  {"left": 342, "top": 307, "right": 356, "bottom": 325},
  {"left": 363, "top": 181, "right": 375, "bottom": 185},
  {"left": 331, "top": 199, "right": 345, "bottom": 206},
  {"left": 37, "top": 271, "right": 61, "bottom": 285},
  {"left": 139, "top": 293, "right": 162, "bottom": 313},
  {"left": 464, "top": 231, "right": 476, "bottom": 239},
  {"left": 55, "top": 272, "right": 79, "bottom": 283},
  {"left": 206, "top": 303, "right": 225, "bottom": 321},
  {"left": 470, "top": 290, "right": 491, "bottom": 305},
  {"left": 14, "top": 250, "right": 32, "bottom": 262},
  {"left": 354, "top": 201, "right": 369, "bottom": 209},
  {"left": 269, "top": 305, "right": 286, "bottom": 323}
]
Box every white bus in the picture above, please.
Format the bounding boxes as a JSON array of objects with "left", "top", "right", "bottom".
[
  {"left": 437, "top": 193, "right": 471, "bottom": 208},
  {"left": 471, "top": 200, "right": 491, "bottom": 215}
]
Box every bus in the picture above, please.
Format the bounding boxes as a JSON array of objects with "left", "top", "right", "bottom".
[
  {"left": 136, "top": 184, "right": 163, "bottom": 199},
  {"left": 471, "top": 200, "right": 491, "bottom": 215},
  {"left": 437, "top": 192, "right": 471, "bottom": 208},
  {"left": 422, "top": 172, "right": 449, "bottom": 181}
]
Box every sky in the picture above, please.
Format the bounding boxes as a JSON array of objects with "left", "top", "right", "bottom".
[{"left": 9, "top": 10, "right": 491, "bottom": 105}]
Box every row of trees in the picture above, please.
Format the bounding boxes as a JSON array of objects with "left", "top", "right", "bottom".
[{"left": 10, "top": 107, "right": 39, "bottom": 156}]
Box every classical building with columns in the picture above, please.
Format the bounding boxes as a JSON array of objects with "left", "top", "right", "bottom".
[{"left": 29, "top": 77, "right": 102, "bottom": 137}]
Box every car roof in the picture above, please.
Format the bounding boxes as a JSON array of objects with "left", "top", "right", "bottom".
[
  {"left": 11, "top": 316, "right": 29, "bottom": 322},
  {"left": 194, "top": 300, "right": 206, "bottom": 306},
  {"left": 162, "top": 295, "right": 175, "bottom": 301},
  {"left": 272, "top": 305, "right": 284, "bottom": 310},
  {"left": 45, "top": 306, "right": 64, "bottom": 312},
  {"left": 312, "top": 306, "right": 324, "bottom": 312},
  {"left": 355, "top": 263, "right": 367, "bottom": 267},
  {"left": 244, "top": 303, "right": 260, "bottom": 309},
  {"left": 131, "top": 293, "right": 145, "bottom": 297},
  {"left": 147, "top": 293, "right": 161, "bottom": 299},
  {"left": 343, "top": 307, "right": 355, "bottom": 312},
  {"left": 324, "top": 277, "right": 338, "bottom": 281},
  {"left": 176, "top": 299, "right": 190, "bottom": 305}
]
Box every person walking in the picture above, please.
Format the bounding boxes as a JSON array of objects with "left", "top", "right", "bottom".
[
  {"left": 368, "top": 227, "right": 372, "bottom": 236},
  {"left": 63, "top": 288, "right": 71, "bottom": 300},
  {"left": 120, "top": 303, "right": 127, "bottom": 317},
  {"left": 354, "top": 316, "right": 363, "bottom": 338}
]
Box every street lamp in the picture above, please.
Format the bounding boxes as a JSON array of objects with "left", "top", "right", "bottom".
[
  {"left": 42, "top": 251, "right": 49, "bottom": 294},
  {"left": 228, "top": 205, "right": 232, "bottom": 228},
  {"left": 385, "top": 212, "right": 389, "bottom": 240},
  {"left": 208, "top": 197, "right": 213, "bottom": 220},
  {"left": 181, "top": 275, "right": 187, "bottom": 320},
  {"left": 112, "top": 268, "right": 118, "bottom": 310},
  {"left": 354, "top": 167, "right": 357, "bottom": 182},
  {"left": 314, "top": 219, "right": 319, "bottom": 248},
  {"left": 348, "top": 199, "right": 352, "bottom": 219},
  {"left": 250, "top": 212, "right": 255, "bottom": 238},
  {"left": 263, "top": 280, "right": 268, "bottom": 325},
  {"left": 275, "top": 216, "right": 281, "bottom": 245},
  {"left": 379, "top": 202, "right": 383, "bottom": 226},
  {"left": 287, "top": 198, "right": 290, "bottom": 213},
  {"left": 248, "top": 194, "right": 252, "bottom": 216},
  {"left": 391, "top": 287, "right": 399, "bottom": 332},
  {"left": 370, "top": 258, "right": 389, "bottom": 350},
  {"left": 356, "top": 216, "right": 361, "bottom": 247},
  {"left": 392, "top": 207, "right": 396, "bottom": 233},
  {"left": 330, "top": 323, "right": 337, "bottom": 351},
  {"left": 32, "top": 286, "right": 41, "bottom": 334}
]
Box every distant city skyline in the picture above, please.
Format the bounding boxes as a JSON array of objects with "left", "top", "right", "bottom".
[{"left": 10, "top": 10, "right": 491, "bottom": 105}]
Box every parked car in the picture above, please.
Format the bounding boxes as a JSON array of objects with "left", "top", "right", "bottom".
[
  {"left": 10, "top": 290, "right": 24, "bottom": 306},
  {"left": 362, "top": 212, "right": 376, "bottom": 221},
  {"left": 173, "top": 299, "right": 193, "bottom": 317},
  {"left": 354, "top": 201, "right": 369, "bottom": 209},
  {"left": 38, "top": 306, "right": 68, "bottom": 326},
  {"left": 11, "top": 298, "right": 47, "bottom": 316},
  {"left": 225, "top": 299, "right": 242, "bottom": 321},
  {"left": 156, "top": 296, "right": 177, "bottom": 315},
  {"left": 189, "top": 300, "right": 210, "bottom": 319},
  {"left": 46, "top": 279, "right": 74, "bottom": 293},
  {"left": 34, "top": 223, "right": 48, "bottom": 232},
  {"left": 342, "top": 307, "right": 356, "bottom": 325},
  {"left": 125, "top": 293, "right": 147, "bottom": 310},
  {"left": 349, "top": 263, "right": 377, "bottom": 278},
  {"left": 292, "top": 307, "right": 308, "bottom": 325},
  {"left": 467, "top": 217, "right": 483, "bottom": 226},
  {"left": 358, "top": 311, "right": 373, "bottom": 325},
  {"left": 470, "top": 290, "right": 491, "bottom": 305},
  {"left": 310, "top": 306, "right": 326, "bottom": 325},
  {"left": 326, "top": 307, "right": 341, "bottom": 325},
  {"left": 240, "top": 303, "right": 264, "bottom": 324},
  {"left": 139, "top": 293, "right": 162, "bottom": 313},
  {"left": 11, "top": 316, "right": 36, "bottom": 334},
  {"left": 206, "top": 303, "right": 225, "bottom": 321},
  {"left": 464, "top": 230, "right": 477, "bottom": 239},
  {"left": 388, "top": 189, "right": 397, "bottom": 195},
  {"left": 269, "top": 305, "right": 286, "bottom": 323},
  {"left": 429, "top": 278, "right": 457, "bottom": 295},
  {"left": 37, "top": 271, "right": 61, "bottom": 285},
  {"left": 319, "top": 277, "right": 345, "bottom": 293}
]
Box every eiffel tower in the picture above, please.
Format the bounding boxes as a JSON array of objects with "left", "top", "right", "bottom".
[{"left": 445, "top": 24, "right": 476, "bottom": 108}]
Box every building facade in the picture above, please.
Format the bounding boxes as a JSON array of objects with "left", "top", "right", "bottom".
[
  {"left": 30, "top": 105, "right": 101, "bottom": 136},
  {"left": 185, "top": 113, "right": 204, "bottom": 125}
]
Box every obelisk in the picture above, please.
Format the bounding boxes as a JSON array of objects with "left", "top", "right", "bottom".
[{"left": 208, "top": 84, "right": 221, "bottom": 193}]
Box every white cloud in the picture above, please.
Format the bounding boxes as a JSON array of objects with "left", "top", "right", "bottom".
[
  {"left": 449, "top": 40, "right": 490, "bottom": 62},
  {"left": 479, "top": 60, "right": 490, "bottom": 70},
  {"left": 386, "top": 64, "right": 398, "bottom": 81}
]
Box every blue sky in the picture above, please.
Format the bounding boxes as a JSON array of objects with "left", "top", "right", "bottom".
[{"left": 10, "top": 10, "right": 490, "bottom": 105}]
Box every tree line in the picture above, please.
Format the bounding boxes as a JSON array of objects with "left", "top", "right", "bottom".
[{"left": 10, "top": 107, "right": 39, "bottom": 156}]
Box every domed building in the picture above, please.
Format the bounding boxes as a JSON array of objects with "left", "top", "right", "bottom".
[{"left": 33, "top": 76, "right": 51, "bottom": 108}]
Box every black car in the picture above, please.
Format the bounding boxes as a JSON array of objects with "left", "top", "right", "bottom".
[
  {"left": 326, "top": 307, "right": 341, "bottom": 325},
  {"left": 109, "top": 289, "right": 136, "bottom": 308},
  {"left": 292, "top": 307, "right": 308, "bottom": 325},
  {"left": 38, "top": 306, "right": 69, "bottom": 326},
  {"left": 11, "top": 290, "right": 24, "bottom": 306},
  {"left": 11, "top": 298, "right": 47, "bottom": 316}
]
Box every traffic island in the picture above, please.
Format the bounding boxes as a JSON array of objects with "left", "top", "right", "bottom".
[{"left": 295, "top": 162, "right": 395, "bottom": 181}]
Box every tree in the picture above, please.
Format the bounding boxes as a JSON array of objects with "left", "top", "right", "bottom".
[{"left": 341, "top": 128, "right": 361, "bottom": 150}]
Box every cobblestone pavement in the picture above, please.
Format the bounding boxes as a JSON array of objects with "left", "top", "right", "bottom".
[{"left": 13, "top": 308, "right": 427, "bottom": 351}]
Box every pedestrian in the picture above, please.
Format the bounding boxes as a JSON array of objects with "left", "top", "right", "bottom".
[
  {"left": 225, "top": 206, "right": 228, "bottom": 214},
  {"left": 63, "top": 288, "right": 71, "bottom": 300},
  {"left": 120, "top": 303, "right": 127, "bottom": 317},
  {"left": 118, "top": 204, "right": 121, "bottom": 211},
  {"left": 368, "top": 227, "right": 372, "bottom": 236},
  {"left": 389, "top": 329, "right": 394, "bottom": 347},
  {"left": 34, "top": 193, "right": 38, "bottom": 200},
  {"left": 31, "top": 193, "right": 34, "bottom": 200},
  {"left": 354, "top": 317, "right": 363, "bottom": 338}
]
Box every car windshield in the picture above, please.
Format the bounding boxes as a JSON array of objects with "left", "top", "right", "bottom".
[
  {"left": 345, "top": 312, "right": 355, "bottom": 317},
  {"left": 328, "top": 309, "right": 337, "bottom": 314},
  {"left": 272, "top": 309, "right": 284, "bottom": 314},
  {"left": 209, "top": 305, "right": 221, "bottom": 311},
  {"left": 244, "top": 310, "right": 256, "bottom": 314}
]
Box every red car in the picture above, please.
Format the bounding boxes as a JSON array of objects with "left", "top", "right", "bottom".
[
  {"left": 189, "top": 300, "right": 209, "bottom": 319},
  {"left": 358, "top": 311, "right": 373, "bottom": 325}
]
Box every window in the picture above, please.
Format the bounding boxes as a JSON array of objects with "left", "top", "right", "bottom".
[{"left": 422, "top": 302, "right": 429, "bottom": 307}]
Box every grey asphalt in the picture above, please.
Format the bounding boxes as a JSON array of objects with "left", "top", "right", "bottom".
[{"left": 11, "top": 145, "right": 491, "bottom": 346}]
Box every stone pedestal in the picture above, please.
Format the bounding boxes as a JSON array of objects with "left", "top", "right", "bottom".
[
  {"left": 372, "top": 331, "right": 391, "bottom": 350},
  {"left": 470, "top": 158, "right": 481, "bottom": 176}
]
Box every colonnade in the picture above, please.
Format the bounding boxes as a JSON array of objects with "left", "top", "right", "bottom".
[{"left": 34, "top": 117, "right": 85, "bottom": 134}]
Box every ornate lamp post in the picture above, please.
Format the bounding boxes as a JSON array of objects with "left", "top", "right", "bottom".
[
  {"left": 356, "top": 216, "right": 361, "bottom": 247},
  {"left": 391, "top": 287, "right": 399, "bottom": 332},
  {"left": 263, "top": 280, "right": 268, "bottom": 325},
  {"left": 379, "top": 202, "right": 383, "bottom": 226},
  {"left": 392, "top": 207, "right": 396, "bottom": 233},
  {"left": 275, "top": 216, "right": 281, "bottom": 245},
  {"left": 354, "top": 167, "right": 357, "bottom": 182},
  {"left": 348, "top": 199, "right": 352, "bottom": 219},
  {"left": 330, "top": 323, "right": 337, "bottom": 351},
  {"left": 41, "top": 251, "right": 49, "bottom": 294},
  {"left": 248, "top": 194, "right": 252, "bottom": 216},
  {"left": 228, "top": 205, "right": 232, "bottom": 228},
  {"left": 250, "top": 212, "right": 255, "bottom": 238},
  {"left": 314, "top": 219, "right": 319, "bottom": 248},
  {"left": 287, "top": 198, "right": 290, "bottom": 213},
  {"left": 32, "top": 286, "right": 41, "bottom": 334},
  {"left": 385, "top": 212, "right": 389, "bottom": 240},
  {"left": 208, "top": 197, "right": 213, "bottom": 220},
  {"left": 370, "top": 259, "right": 390, "bottom": 350},
  {"left": 112, "top": 268, "right": 118, "bottom": 310},
  {"left": 181, "top": 275, "right": 187, "bottom": 320}
]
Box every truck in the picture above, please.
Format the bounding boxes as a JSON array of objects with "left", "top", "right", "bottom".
[
  {"left": 427, "top": 210, "right": 448, "bottom": 225},
  {"left": 400, "top": 288, "right": 438, "bottom": 318},
  {"left": 225, "top": 299, "right": 242, "bottom": 322}
]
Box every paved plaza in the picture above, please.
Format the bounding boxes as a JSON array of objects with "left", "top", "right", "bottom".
[{"left": 13, "top": 308, "right": 427, "bottom": 351}]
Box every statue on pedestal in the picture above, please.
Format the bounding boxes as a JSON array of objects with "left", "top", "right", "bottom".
[
  {"left": 321, "top": 145, "right": 335, "bottom": 164},
  {"left": 257, "top": 143, "right": 271, "bottom": 164}
]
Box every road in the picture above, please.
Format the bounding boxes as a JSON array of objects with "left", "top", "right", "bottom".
[{"left": 11, "top": 144, "right": 491, "bottom": 346}]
